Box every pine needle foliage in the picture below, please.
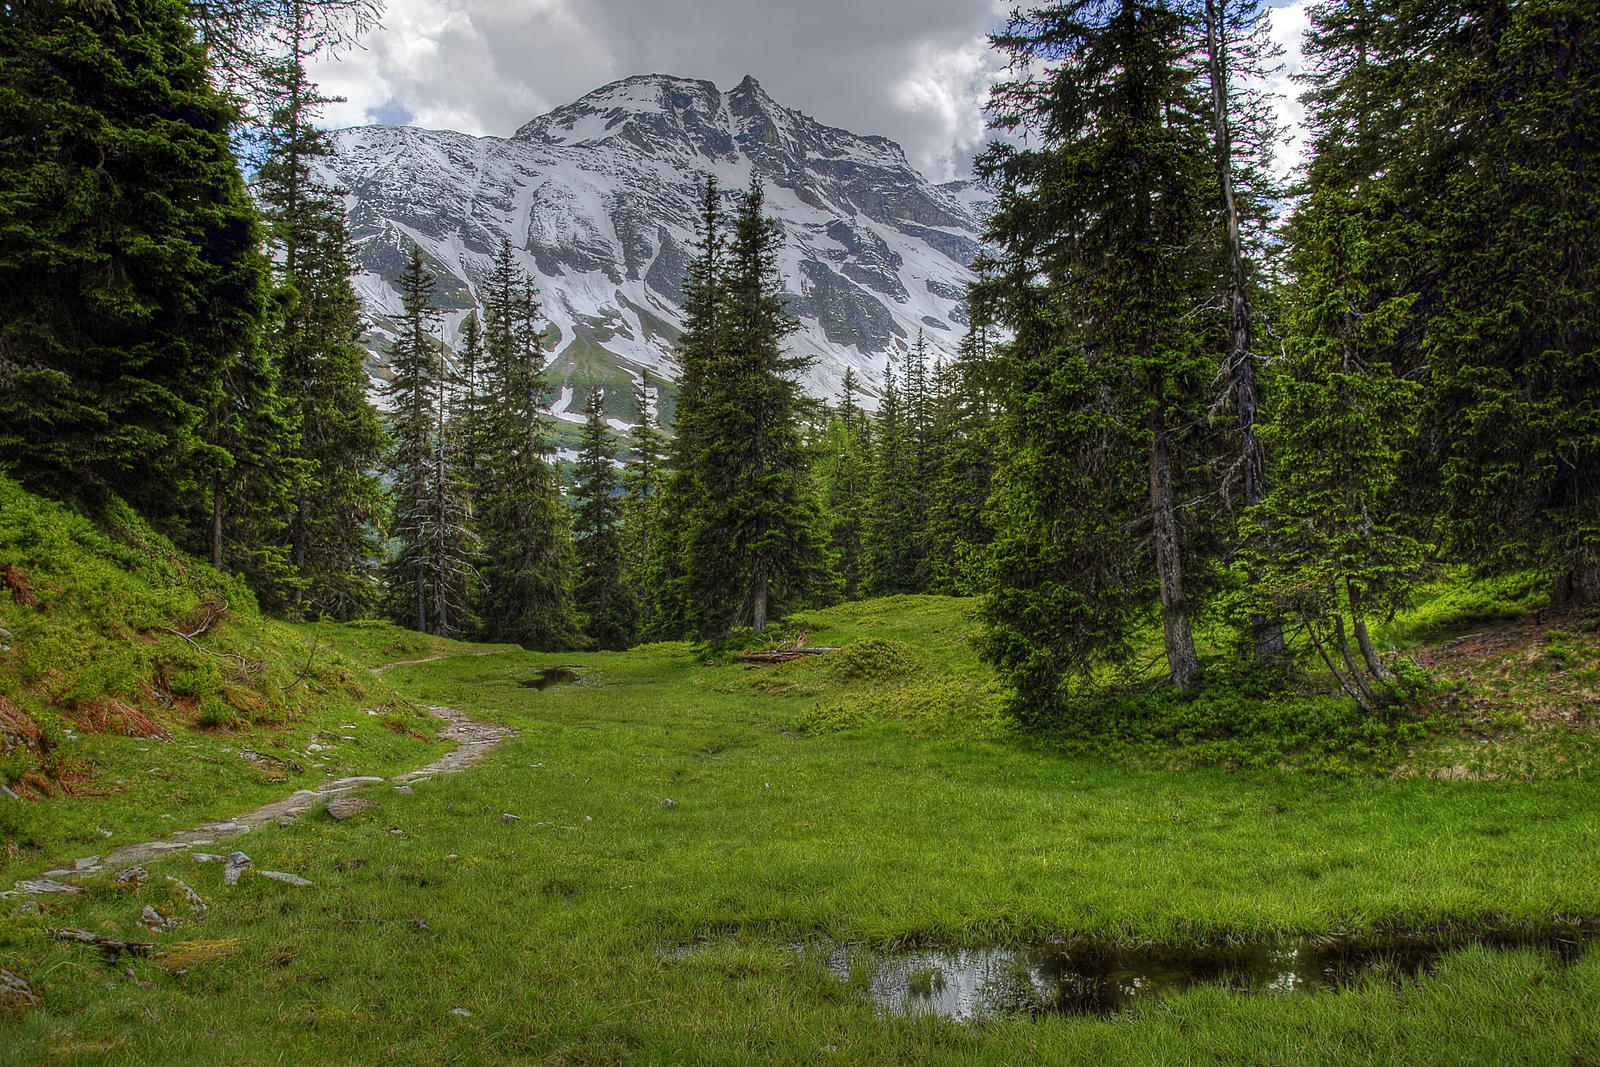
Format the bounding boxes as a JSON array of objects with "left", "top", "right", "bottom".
[
  {"left": 978, "top": 0, "right": 1224, "bottom": 711},
  {"left": 474, "top": 240, "right": 583, "bottom": 650},
  {"left": 573, "top": 387, "right": 636, "bottom": 650}
]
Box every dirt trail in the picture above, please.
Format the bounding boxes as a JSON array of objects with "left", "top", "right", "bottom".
[
  {"left": 372, "top": 649, "right": 510, "bottom": 673},
  {"left": 18, "top": 653, "right": 517, "bottom": 883}
]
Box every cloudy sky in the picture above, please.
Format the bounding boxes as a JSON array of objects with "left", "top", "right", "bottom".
[{"left": 309, "top": 0, "right": 1316, "bottom": 183}]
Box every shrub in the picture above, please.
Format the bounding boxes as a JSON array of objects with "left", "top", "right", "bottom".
[{"left": 825, "top": 638, "right": 920, "bottom": 682}]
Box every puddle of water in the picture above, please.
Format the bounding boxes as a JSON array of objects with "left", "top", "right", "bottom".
[
  {"left": 669, "top": 926, "right": 1598, "bottom": 1021},
  {"left": 821, "top": 928, "right": 1599, "bottom": 1019},
  {"left": 521, "top": 667, "right": 581, "bottom": 690}
]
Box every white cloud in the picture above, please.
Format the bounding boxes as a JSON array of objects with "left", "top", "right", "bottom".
[
  {"left": 1264, "top": 0, "right": 1314, "bottom": 178},
  {"left": 307, "top": 0, "right": 1008, "bottom": 177},
  {"left": 306, "top": 0, "right": 1315, "bottom": 183}
]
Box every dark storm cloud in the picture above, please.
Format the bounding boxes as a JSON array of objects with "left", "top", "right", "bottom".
[{"left": 309, "top": 0, "right": 1010, "bottom": 180}]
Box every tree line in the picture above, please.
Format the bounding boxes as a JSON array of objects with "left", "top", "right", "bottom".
[
  {"left": 2, "top": 0, "right": 1593, "bottom": 718},
  {"left": 976, "top": 0, "right": 1597, "bottom": 719}
]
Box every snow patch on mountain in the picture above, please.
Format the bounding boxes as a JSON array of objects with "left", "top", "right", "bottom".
[{"left": 320, "top": 74, "right": 991, "bottom": 417}]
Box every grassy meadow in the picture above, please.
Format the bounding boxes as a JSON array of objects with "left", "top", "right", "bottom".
[{"left": 4, "top": 585, "right": 1599, "bottom": 1063}]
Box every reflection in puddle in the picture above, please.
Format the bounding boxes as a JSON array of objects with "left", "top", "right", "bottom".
[
  {"left": 819, "top": 928, "right": 1598, "bottom": 1019},
  {"left": 521, "top": 667, "right": 582, "bottom": 690},
  {"left": 670, "top": 926, "right": 1598, "bottom": 1021}
]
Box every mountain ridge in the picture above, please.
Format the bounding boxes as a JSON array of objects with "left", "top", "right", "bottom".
[{"left": 318, "top": 73, "right": 989, "bottom": 435}]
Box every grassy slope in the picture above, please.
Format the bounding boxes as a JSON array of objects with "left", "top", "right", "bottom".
[
  {"left": 0, "top": 477, "right": 491, "bottom": 884},
  {"left": 3, "top": 589, "right": 1598, "bottom": 1062}
]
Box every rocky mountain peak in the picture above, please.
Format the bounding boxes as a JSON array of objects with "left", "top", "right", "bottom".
[{"left": 320, "top": 75, "right": 990, "bottom": 444}]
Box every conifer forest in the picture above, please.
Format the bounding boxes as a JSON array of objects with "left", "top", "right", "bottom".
[{"left": 1, "top": 0, "right": 1598, "bottom": 1060}]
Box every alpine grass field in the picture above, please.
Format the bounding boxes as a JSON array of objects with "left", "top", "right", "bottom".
[{"left": 3, "top": 479, "right": 1598, "bottom": 1063}]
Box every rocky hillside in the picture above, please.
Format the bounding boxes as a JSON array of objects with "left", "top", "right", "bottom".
[{"left": 319, "top": 74, "right": 989, "bottom": 433}]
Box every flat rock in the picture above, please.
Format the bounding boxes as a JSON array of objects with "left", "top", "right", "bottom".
[
  {"left": 222, "top": 851, "right": 253, "bottom": 886},
  {"left": 192, "top": 853, "right": 225, "bottom": 864},
  {"left": 73, "top": 856, "right": 101, "bottom": 871},
  {"left": 500, "top": 813, "right": 520, "bottom": 823},
  {"left": 115, "top": 867, "right": 149, "bottom": 885},
  {"left": 393, "top": 785, "right": 414, "bottom": 795},
  {"left": 19, "top": 879, "right": 81, "bottom": 895},
  {"left": 257, "top": 870, "right": 313, "bottom": 887},
  {"left": 325, "top": 796, "right": 378, "bottom": 821}
]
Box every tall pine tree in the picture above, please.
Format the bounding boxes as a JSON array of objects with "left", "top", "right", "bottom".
[
  {"left": 381, "top": 244, "right": 475, "bottom": 635},
  {"left": 0, "top": 0, "right": 268, "bottom": 523},
  {"left": 979, "top": 0, "right": 1223, "bottom": 707},
  {"left": 685, "top": 181, "right": 830, "bottom": 635},
  {"left": 573, "top": 387, "right": 636, "bottom": 650},
  {"left": 474, "top": 240, "right": 583, "bottom": 649},
  {"left": 254, "top": 0, "right": 386, "bottom": 618}
]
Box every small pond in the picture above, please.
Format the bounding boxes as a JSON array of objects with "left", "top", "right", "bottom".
[
  {"left": 521, "top": 667, "right": 582, "bottom": 690},
  {"left": 670, "top": 925, "right": 1599, "bottom": 1021}
]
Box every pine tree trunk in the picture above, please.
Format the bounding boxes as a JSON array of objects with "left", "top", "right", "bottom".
[
  {"left": 1333, "top": 612, "right": 1378, "bottom": 706},
  {"left": 1205, "top": 0, "right": 1283, "bottom": 660},
  {"left": 750, "top": 554, "right": 769, "bottom": 635},
  {"left": 1307, "top": 618, "right": 1375, "bottom": 713},
  {"left": 415, "top": 567, "right": 427, "bottom": 635},
  {"left": 211, "top": 477, "right": 224, "bottom": 571},
  {"left": 1347, "top": 581, "right": 1395, "bottom": 683},
  {"left": 1149, "top": 403, "right": 1201, "bottom": 690}
]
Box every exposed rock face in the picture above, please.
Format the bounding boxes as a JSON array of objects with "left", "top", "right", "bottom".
[{"left": 319, "top": 74, "right": 991, "bottom": 424}]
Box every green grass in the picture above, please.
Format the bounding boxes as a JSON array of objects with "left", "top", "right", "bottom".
[
  {"left": 4, "top": 593, "right": 1598, "bottom": 1063},
  {"left": 0, "top": 478, "right": 477, "bottom": 884},
  {"left": 3, "top": 476, "right": 1598, "bottom": 1062}
]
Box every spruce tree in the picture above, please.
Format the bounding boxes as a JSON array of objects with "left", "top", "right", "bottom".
[
  {"left": 573, "top": 388, "right": 636, "bottom": 650},
  {"left": 645, "top": 179, "right": 726, "bottom": 638},
  {"left": 862, "top": 358, "right": 921, "bottom": 595},
  {"left": 1244, "top": 189, "right": 1422, "bottom": 708},
  {"left": 1296, "top": 0, "right": 1599, "bottom": 603},
  {"left": 620, "top": 376, "right": 668, "bottom": 620},
  {"left": 475, "top": 240, "right": 583, "bottom": 649},
  {"left": 455, "top": 311, "right": 487, "bottom": 482},
  {"left": 819, "top": 368, "right": 870, "bottom": 600},
  {"left": 927, "top": 307, "right": 999, "bottom": 596},
  {"left": 381, "top": 244, "right": 476, "bottom": 635},
  {"left": 0, "top": 0, "right": 268, "bottom": 520},
  {"left": 193, "top": 335, "right": 300, "bottom": 609},
  {"left": 979, "top": 0, "right": 1222, "bottom": 705},
  {"left": 683, "top": 180, "right": 830, "bottom": 635},
  {"left": 254, "top": 0, "right": 387, "bottom": 619}
]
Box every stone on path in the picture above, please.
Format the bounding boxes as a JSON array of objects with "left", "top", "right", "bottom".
[
  {"left": 222, "top": 851, "right": 252, "bottom": 886},
  {"left": 325, "top": 796, "right": 378, "bottom": 821},
  {"left": 19, "top": 879, "right": 81, "bottom": 895},
  {"left": 73, "top": 856, "right": 101, "bottom": 871}
]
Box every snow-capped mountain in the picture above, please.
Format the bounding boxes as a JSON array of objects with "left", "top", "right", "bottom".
[{"left": 319, "top": 74, "right": 989, "bottom": 427}]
